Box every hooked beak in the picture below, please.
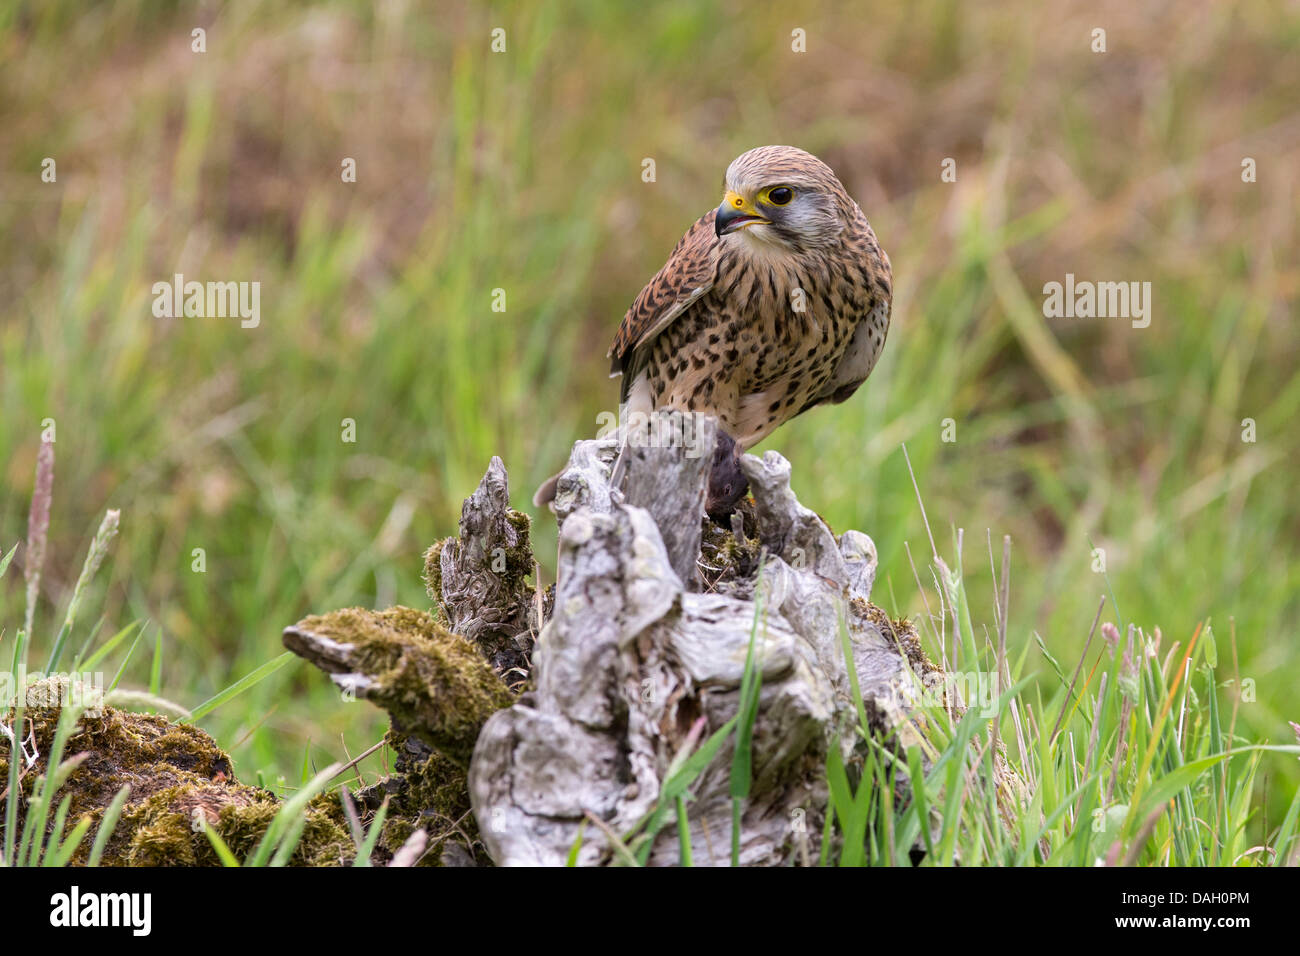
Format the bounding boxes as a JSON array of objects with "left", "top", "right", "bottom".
[{"left": 715, "top": 190, "right": 768, "bottom": 236}]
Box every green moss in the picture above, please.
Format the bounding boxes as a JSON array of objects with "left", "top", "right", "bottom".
[
  {"left": 698, "top": 498, "right": 761, "bottom": 588},
  {"left": 0, "top": 700, "right": 350, "bottom": 866},
  {"left": 851, "top": 599, "right": 933, "bottom": 679},
  {"left": 425, "top": 507, "right": 537, "bottom": 607},
  {"left": 292, "top": 606, "right": 513, "bottom": 765},
  {"left": 116, "top": 786, "right": 351, "bottom": 867},
  {"left": 500, "top": 508, "right": 536, "bottom": 585},
  {"left": 0, "top": 704, "right": 235, "bottom": 822},
  {"left": 372, "top": 737, "right": 481, "bottom": 865},
  {"left": 422, "top": 539, "right": 446, "bottom": 606},
  {"left": 390, "top": 739, "right": 473, "bottom": 820}
]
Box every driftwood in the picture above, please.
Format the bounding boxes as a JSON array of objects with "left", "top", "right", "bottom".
[
  {"left": 468, "top": 419, "right": 934, "bottom": 866},
  {"left": 275, "top": 421, "right": 938, "bottom": 866},
  {"left": 616, "top": 413, "right": 715, "bottom": 585}
]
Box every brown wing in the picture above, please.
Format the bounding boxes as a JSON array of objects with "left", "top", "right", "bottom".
[
  {"left": 608, "top": 209, "right": 719, "bottom": 402},
  {"left": 796, "top": 297, "right": 892, "bottom": 416}
]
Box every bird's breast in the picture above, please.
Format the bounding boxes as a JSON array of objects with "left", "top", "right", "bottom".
[{"left": 646, "top": 245, "right": 880, "bottom": 446}]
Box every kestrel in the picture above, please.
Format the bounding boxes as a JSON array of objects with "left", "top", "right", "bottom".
[{"left": 536, "top": 145, "right": 892, "bottom": 516}]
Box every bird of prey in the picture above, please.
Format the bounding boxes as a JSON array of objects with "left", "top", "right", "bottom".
[{"left": 535, "top": 145, "right": 892, "bottom": 517}]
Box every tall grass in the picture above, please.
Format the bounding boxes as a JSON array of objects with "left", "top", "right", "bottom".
[
  {"left": 1, "top": 441, "right": 313, "bottom": 866},
  {"left": 820, "top": 473, "right": 1300, "bottom": 866}
]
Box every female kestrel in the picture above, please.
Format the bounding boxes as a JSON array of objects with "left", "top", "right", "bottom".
[{"left": 537, "top": 145, "right": 892, "bottom": 516}]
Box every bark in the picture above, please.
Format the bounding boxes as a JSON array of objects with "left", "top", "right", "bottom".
[{"left": 427, "top": 456, "right": 539, "bottom": 681}]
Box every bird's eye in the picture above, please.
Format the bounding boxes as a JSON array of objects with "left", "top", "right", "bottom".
[{"left": 766, "top": 186, "right": 794, "bottom": 205}]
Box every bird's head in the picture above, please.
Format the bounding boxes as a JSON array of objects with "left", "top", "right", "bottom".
[{"left": 714, "top": 145, "right": 852, "bottom": 252}]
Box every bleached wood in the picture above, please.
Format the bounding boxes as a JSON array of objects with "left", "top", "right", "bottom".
[{"left": 470, "top": 436, "right": 923, "bottom": 866}]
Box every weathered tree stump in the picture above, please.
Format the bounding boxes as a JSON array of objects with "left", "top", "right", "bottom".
[
  {"left": 4, "top": 421, "right": 946, "bottom": 866},
  {"left": 423, "top": 456, "right": 540, "bottom": 682},
  {"left": 467, "top": 418, "right": 934, "bottom": 866}
]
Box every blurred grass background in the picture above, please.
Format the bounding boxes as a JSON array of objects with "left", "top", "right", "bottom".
[{"left": 2, "top": 0, "right": 1298, "bottom": 812}]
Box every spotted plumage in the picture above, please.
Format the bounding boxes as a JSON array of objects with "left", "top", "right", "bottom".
[{"left": 536, "top": 145, "right": 892, "bottom": 513}]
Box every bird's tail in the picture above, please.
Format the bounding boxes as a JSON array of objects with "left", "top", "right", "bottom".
[
  {"left": 607, "top": 442, "right": 629, "bottom": 494},
  {"left": 532, "top": 471, "right": 562, "bottom": 508},
  {"left": 533, "top": 441, "right": 629, "bottom": 509}
]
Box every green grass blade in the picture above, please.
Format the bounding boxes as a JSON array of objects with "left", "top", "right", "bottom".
[
  {"left": 148, "top": 627, "right": 163, "bottom": 697},
  {"left": 635, "top": 714, "right": 738, "bottom": 864},
  {"left": 1270, "top": 785, "right": 1300, "bottom": 867},
  {"left": 45, "top": 814, "right": 93, "bottom": 868},
  {"left": 109, "top": 623, "right": 147, "bottom": 692},
  {"left": 69, "top": 616, "right": 107, "bottom": 676},
  {"left": 838, "top": 603, "right": 870, "bottom": 737},
  {"left": 203, "top": 824, "right": 241, "bottom": 867},
  {"left": 21, "top": 708, "right": 87, "bottom": 867},
  {"left": 3, "top": 644, "right": 26, "bottom": 866},
  {"left": 186, "top": 651, "right": 295, "bottom": 723},
  {"left": 352, "top": 797, "right": 389, "bottom": 867},
  {"left": 729, "top": 555, "right": 767, "bottom": 865},
  {"left": 0, "top": 542, "right": 18, "bottom": 580},
  {"left": 565, "top": 820, "right": 587, "bottom": 867},
  {"left": 675, "top": 796, "right": 692, "bottom": 866},
  {"left": 41, "top": 793, "right": 74, "bottom": 866},
  {"left": 77, "top": 619, "right": 143, "bottom": 673},
  {"left": 245, "top": 761, "right": 341, "bottom": 867}
]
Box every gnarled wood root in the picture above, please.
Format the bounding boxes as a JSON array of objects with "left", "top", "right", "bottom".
[{"left": 469, "top": 420, "right": 931, "bottom": 866}]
